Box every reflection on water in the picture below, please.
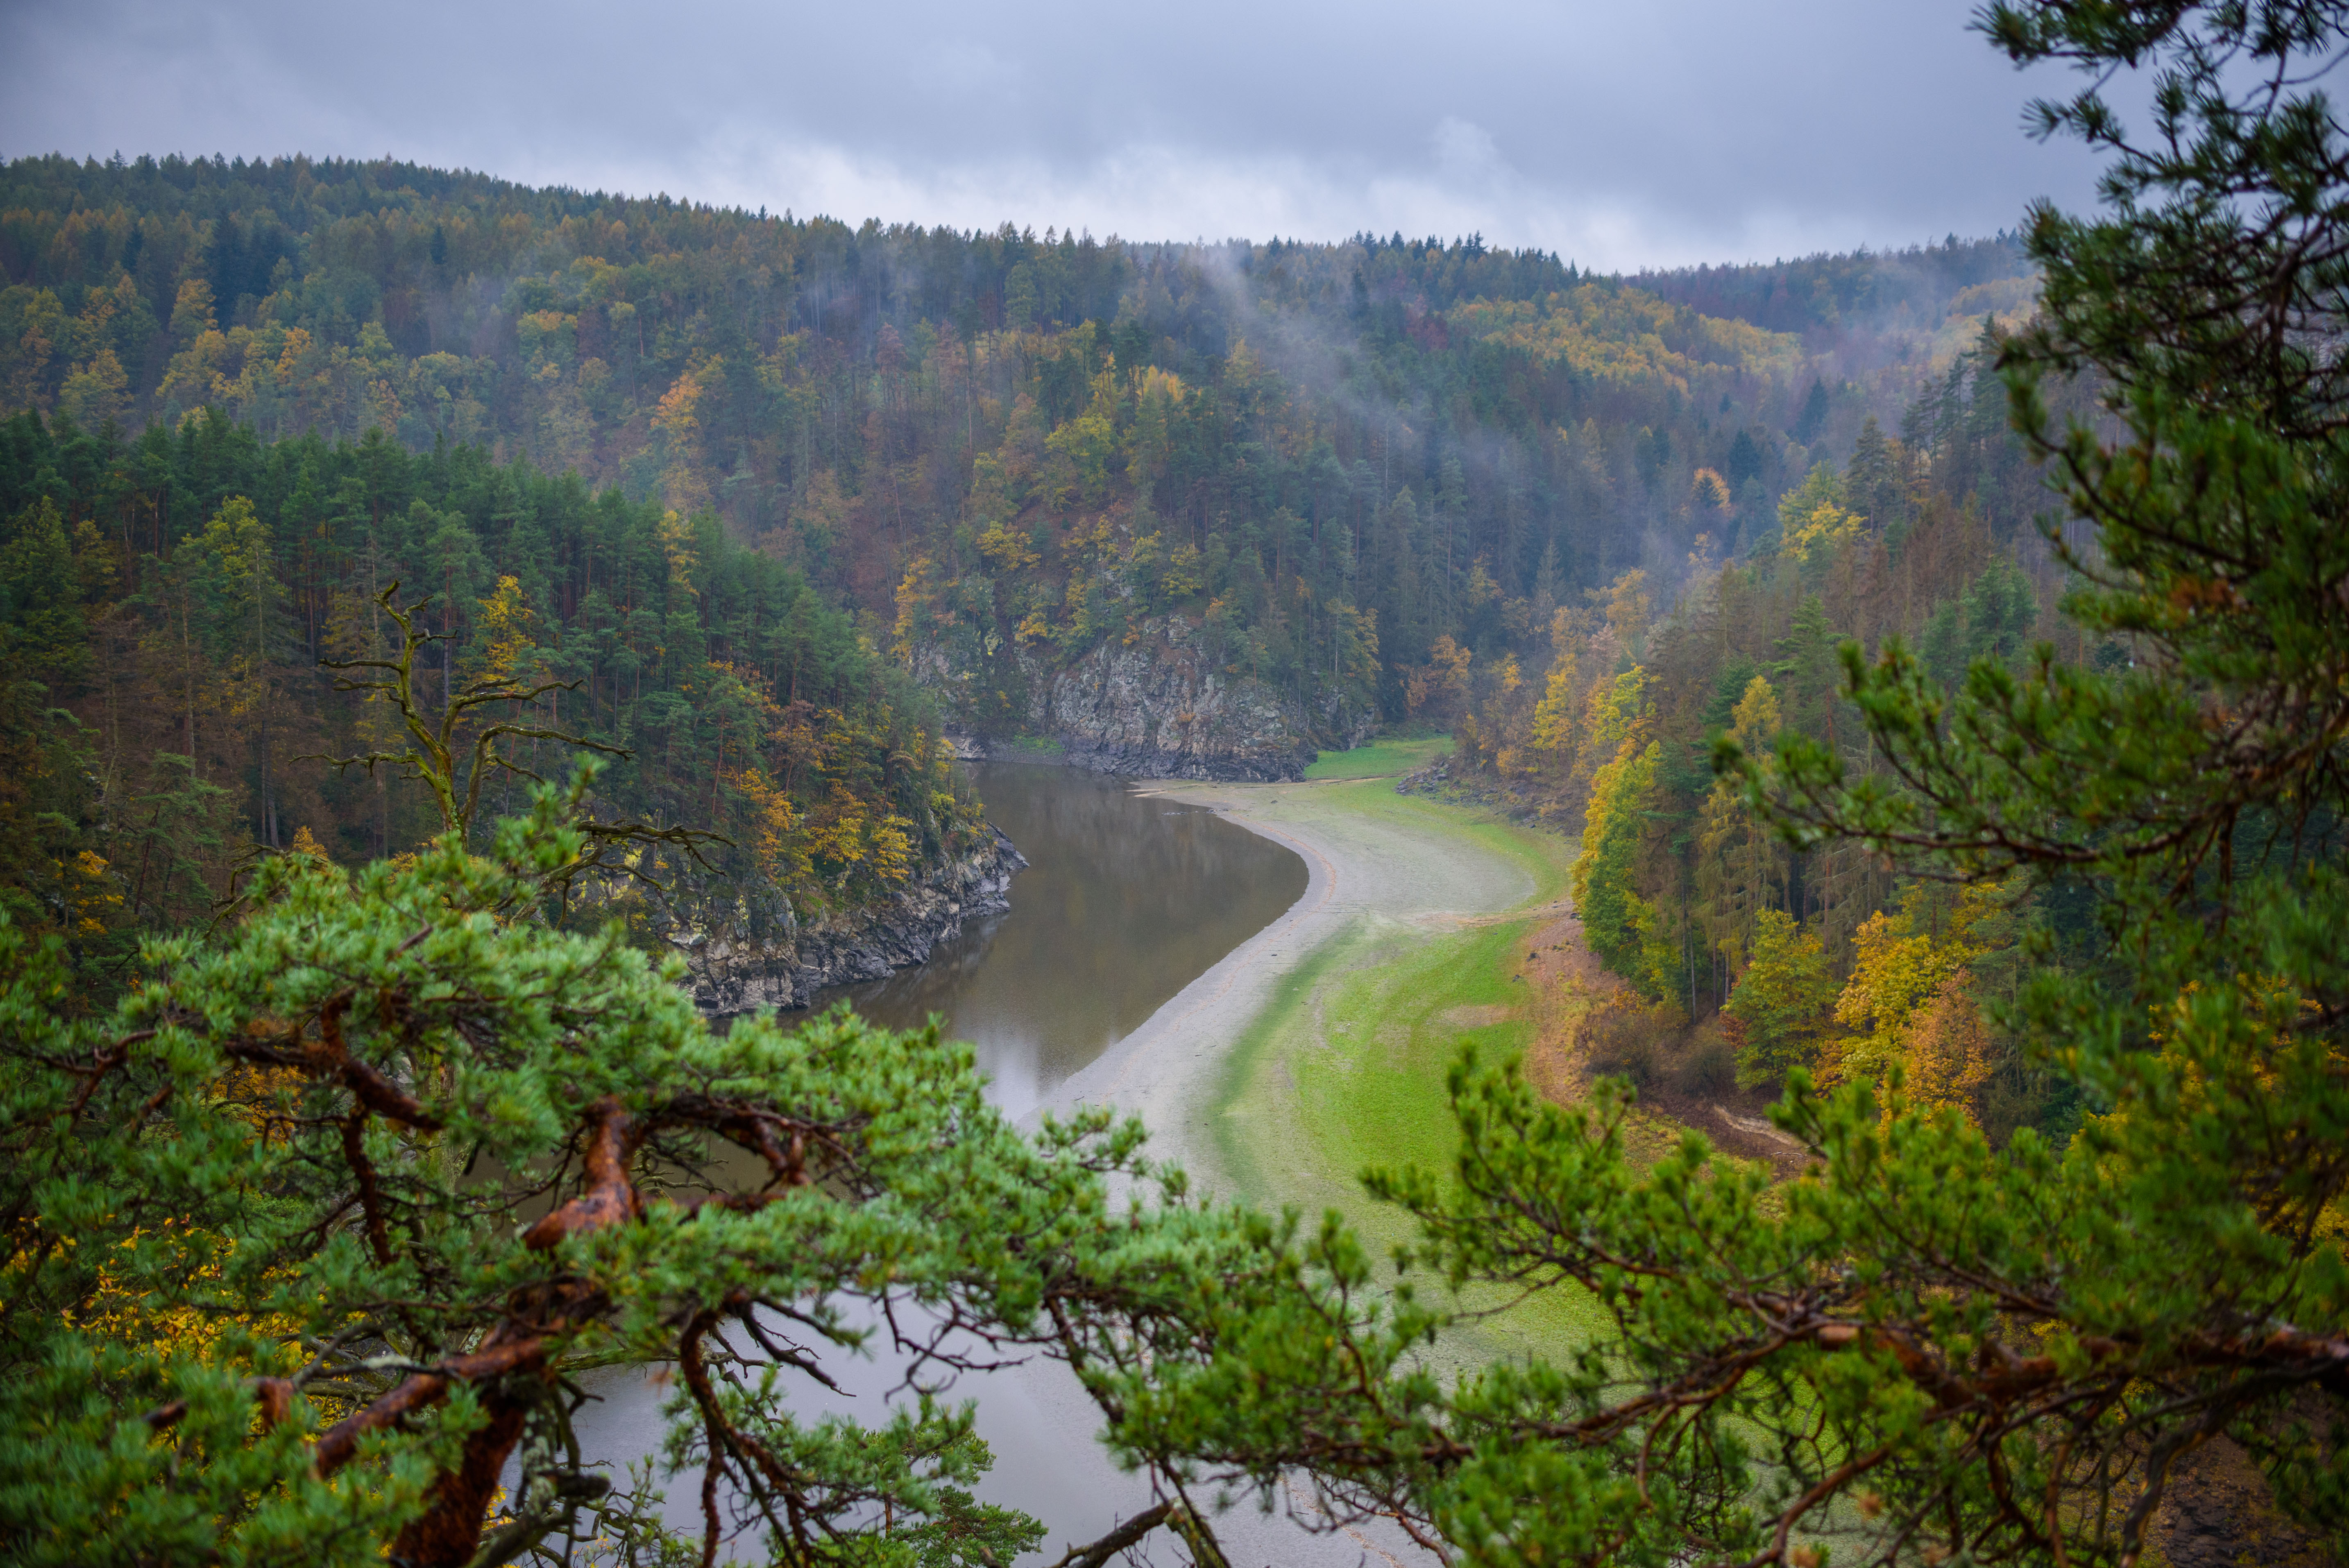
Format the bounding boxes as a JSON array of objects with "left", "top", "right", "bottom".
[
  {"left": 821, "top": 762, "right": 1307, "bottom": 1116},
  {"left": 572, "top": 764, "right": 1325, "bottom": 1561}
]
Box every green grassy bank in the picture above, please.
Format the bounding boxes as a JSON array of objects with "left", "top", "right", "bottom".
[
  {"left": 1206, "top": 769, "right": 1594, "bottom": 1355},
  {"left": 1302, "top": 734, "right": 1453, "bottom": 780}
]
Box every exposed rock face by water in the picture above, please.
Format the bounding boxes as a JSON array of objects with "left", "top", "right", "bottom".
[
  {"left": 1044, "top": 620, "right": 1307, "bottom": 780},
  {"left": 673, "top": 827, "right": 1027, "bottom": 1016},
  {"left": 934, "top": 616, "right": 1358, "bottom": 781}
]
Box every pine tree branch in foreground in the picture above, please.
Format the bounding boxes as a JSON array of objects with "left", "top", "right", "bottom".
[{"left": 0, "top": 797, "right": 1233, "bottom": 1565}]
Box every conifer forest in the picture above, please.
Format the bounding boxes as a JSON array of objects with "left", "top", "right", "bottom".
[
  {"left": 5, "top": 0, "right": 2349, "bottom": 1564},
  {"left": 0, "top": 153, "right": 2050, "bottom": 1012}
]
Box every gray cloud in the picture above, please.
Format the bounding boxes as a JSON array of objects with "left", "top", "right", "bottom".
[{"left": 0, "top": 0, "right": 2110, "bottom": 269}]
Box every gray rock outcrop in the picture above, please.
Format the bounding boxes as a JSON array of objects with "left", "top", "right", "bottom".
[
  {"left": 935, "top": 617, "right": 1333, "bottom": 782},
  {"left": 1044, "top": 620, "right": 1306, "bottom": 780},
  {"left": 674, "top": 827, "right": 1027, "bottom": 1016}
]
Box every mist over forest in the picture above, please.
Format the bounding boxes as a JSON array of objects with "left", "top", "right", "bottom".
[
  {"left": 12, "top": 24, "right": 2343, "bottom": 1554},
  {"left": 0, "top": 152, "right": 2064, "bottom": 1008},
  {"left": 0, "top": 149, "right": 2095, "bottom": 1113}
]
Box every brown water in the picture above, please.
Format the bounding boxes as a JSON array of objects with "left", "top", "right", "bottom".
[
  {"left": 569, "top": 766, "right": 1430, "bottom": 1562},
  {"left": 818, "top": 761, "right": 1308, "bottom": 1117}
]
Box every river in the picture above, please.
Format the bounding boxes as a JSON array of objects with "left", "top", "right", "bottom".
[
  {"left": 825, "top": 762, "right": 1307, "bottom": 1119},
  {"left": 567, "top": 763, "right": 1349, "bottom": 1562}
]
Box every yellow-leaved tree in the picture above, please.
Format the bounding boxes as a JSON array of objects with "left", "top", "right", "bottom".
[
  {"left": 1831, "top": 881, "right": 1999, "bottom": 1086},
  {"left": 1776, "top": 460, "right": 1866, "bottom": 566},
  {"left": 649, "top": 371, "right": 711, "bottom": 514},
  {"left": 1899, "top": 979, "right": 1996, "bottom": 1119},
  {"left": 1528, "top": 614, "right": 1583, "bottom": 778},
  {"left": 1695, "top": 675, "right": 1789, "bottom": 986}
]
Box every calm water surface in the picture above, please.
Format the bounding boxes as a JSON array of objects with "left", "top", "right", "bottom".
[
  {"left": 820, "top": 762, "right": 1307, "bottom": 1116},
  {"left": 571, "top": 764, "right": 1327, "bottom": 1561}
]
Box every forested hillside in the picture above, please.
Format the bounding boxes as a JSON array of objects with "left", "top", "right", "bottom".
[
  {"left": 0, "top": 408, "right": 982, "bottom": 980},
  {"left": 0, "top": 150, "right": 2046, "bottom": 998},
  {"left": 0, "top": 154, "right": 2032, "bottom": 708},
  {"left": 12, "top": 0, "right": 2349, "bottom": 1559},
  {"left": 1428, "top": 314, "right": 2106, "bottom": 1143},
  {"left": 1637, "top": 238, "right": 2043, "bottom": 374}
]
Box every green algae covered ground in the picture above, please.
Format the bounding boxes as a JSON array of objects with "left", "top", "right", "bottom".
[
  {"left": 1157, "top": 764, "right": 1600, "bottom": 1359},
  {"left": 1301, "top": 733, "right": 1455, "bottom": 780}
]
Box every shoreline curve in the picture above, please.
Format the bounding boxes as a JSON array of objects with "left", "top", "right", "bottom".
[{"left": 1030, "top": 777, "right": 1540, "bottom": 1193}]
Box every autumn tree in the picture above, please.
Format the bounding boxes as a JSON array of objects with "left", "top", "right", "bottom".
[
  {"left": 0, "top": 783, "right": 1190, "bottom": 1565},
  {"left": 1721, "top": 908, "right": 1836, "bottom": 1086},
  {"left": 1034, "top": 7, "right": 2349, "bottom": 1568}
]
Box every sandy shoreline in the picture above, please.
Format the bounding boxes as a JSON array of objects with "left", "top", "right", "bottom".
[
  {"left": 981, "top": 776, "right": 1553, "bottom": 1568},
  {"left": 1030, "top": 777, "right": 1543, "bottom": 1187},
  {"left": 575, "top": 773, "right": 1551, "bottom": 1566}
]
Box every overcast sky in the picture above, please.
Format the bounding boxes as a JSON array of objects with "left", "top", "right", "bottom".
[{"left": 0, "top": 0, "right": 2109, "bottom": 272}]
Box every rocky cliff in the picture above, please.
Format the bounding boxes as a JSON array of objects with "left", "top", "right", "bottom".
[
  {"left": 1041, "top": 619, "right": 1308, "bottom": 780},
  {"left": 671, "top": 827, "right": 1027, "bottom": 1016},
  {"left": 934, "top": 616, "right": 1360, "bottom": 782}
]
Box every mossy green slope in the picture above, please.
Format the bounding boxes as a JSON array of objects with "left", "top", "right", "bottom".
[
  {"left": 1302, "top": 735, "right": 1454, "bottom": 780},
  {"left": 1205, "top": 777, "right": 1595, "bottom": 1355}
]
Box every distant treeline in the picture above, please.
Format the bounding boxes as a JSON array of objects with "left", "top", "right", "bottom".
[
  {"left": 2, "top": 152, "right": 2073, "bottom": 1045},
  {"left": 1635, "top": 237, "right": 2036, "bottom": 353},
  {"left": 1, "top": 154, "right": 2035, "bottom": 724}
]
